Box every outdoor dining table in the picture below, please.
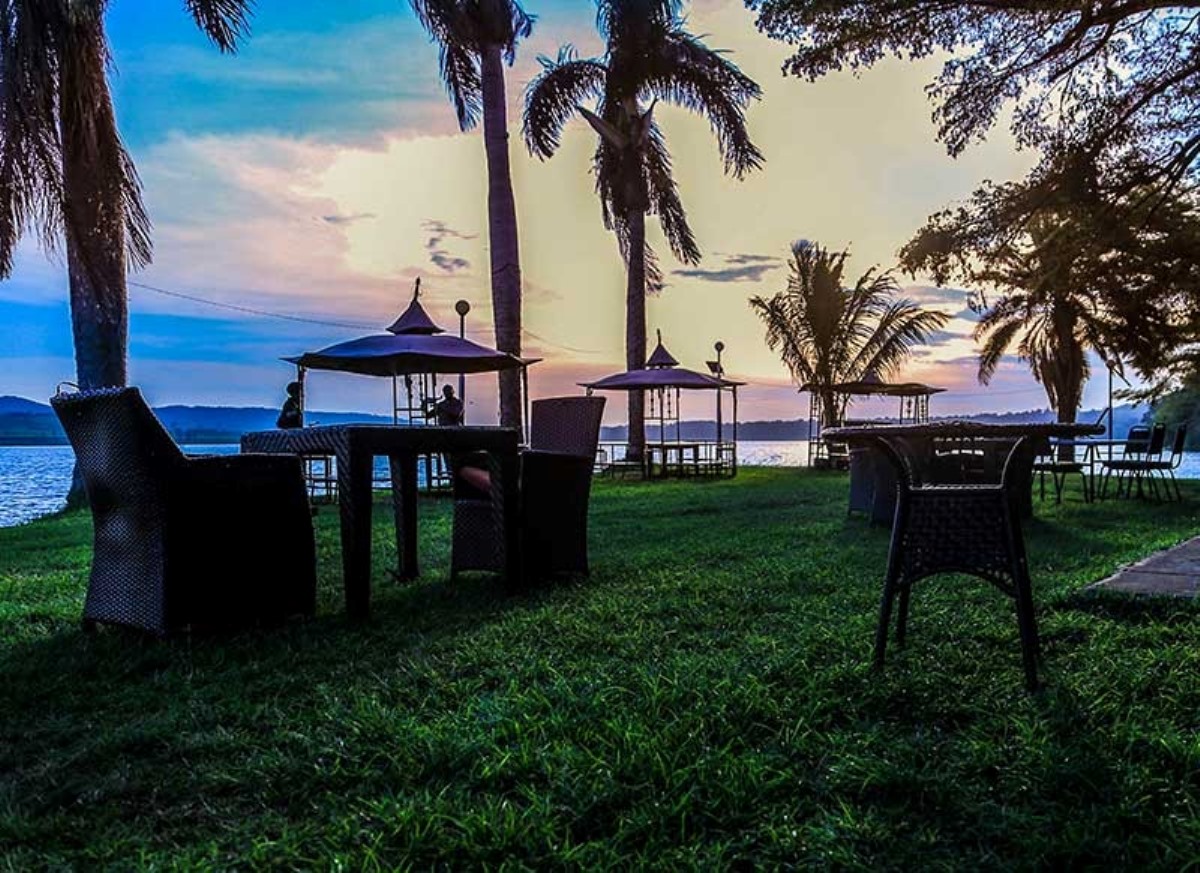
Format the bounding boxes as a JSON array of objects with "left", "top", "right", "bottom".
[
  {"left": 241, "top": 425, "right": 522, "bottom": 619},
  {"left": 824, "top": 421, "right": 1105, "bottom": 524}
]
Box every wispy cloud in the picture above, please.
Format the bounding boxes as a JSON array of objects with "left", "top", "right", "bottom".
[
  {"left": 423, "top": 219, "right": 476, "bottom": 274},
  {"left": 672, "top": 251, "right": 784, "bottom": 283},
  {"left": 321, "top": 212, "right": 376, "bottom": 226}
]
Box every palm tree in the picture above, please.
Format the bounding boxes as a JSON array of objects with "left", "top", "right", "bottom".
[
  {"left": 523, "top": 0, "right": 762, "bottom": 459},
  {"left": 0, "top": 0, "right": 251, "bottom": 392},
  {"left": 0, "top": 0, "right": 251, "bottom": 504},
  {"left": 972, "top": 217, "right": 1112, "bottom": 426},
  {"left": 411, "top": 0, "right": 532, "bottom": 431},
  {"left": 749, "top": 241, "right": 950, "bottom": 427}
]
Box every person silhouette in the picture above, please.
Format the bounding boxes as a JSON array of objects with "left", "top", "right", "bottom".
[
  {"left": 424, "top": 384, "right": 464, "bottom": 427},
  {"left": 276, "top": 381, "right": 303, "bottom": 429}
]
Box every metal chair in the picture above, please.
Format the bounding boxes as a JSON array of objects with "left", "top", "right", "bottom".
[
  {"left": 51, "top": 386, "right": 316, "bottom": 635},
  {"left": 1102, "top": 424, "right": 1166, "bottom": 500},
  {"left": 451, "top": 396, "right": 607, "bottom": 580},
  {"left": 872, "top": 436, "right": 1041, "bottom": 690},
  {"left": 1141, "top": 424, "right": 1188, "bottom": 502}
]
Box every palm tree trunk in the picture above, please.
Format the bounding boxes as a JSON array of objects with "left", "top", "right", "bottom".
[
  {"left": 480, "top": 43, "right": 523, "bottom": 432},
  {"left": 625, "top": 208, "right": 647, "bottom": 461},
  {"left": 60, "top": 26, "right": 129, "bottom": 506}
]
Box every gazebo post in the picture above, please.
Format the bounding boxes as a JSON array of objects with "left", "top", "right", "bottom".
[
  {"left": 392, "top": 376, "right": 399, "bottom": 425},
  {"left": 724, "top": 388, "right": 734, "bottom": 477}
]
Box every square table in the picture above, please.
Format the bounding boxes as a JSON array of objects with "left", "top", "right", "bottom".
[{"left": 241, "top": 425, "right": 521, "bottom": 619}]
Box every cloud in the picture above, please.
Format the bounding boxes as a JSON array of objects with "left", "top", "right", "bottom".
[
  {"left": 321, "top": 212, "right": 376, "bottom": 226},
  {"left": 422, "top": 220, "right": 476, "bottom": 274},
  {"left": 671, "top": 251, "right": 784, "bottom": 283}
]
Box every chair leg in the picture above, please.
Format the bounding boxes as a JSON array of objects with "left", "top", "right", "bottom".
[
  {"left": 874, "top": 570, "right": 902, "bottom": 668},
  {"left": 895, "top": 582, "right": 911, "bottom": 647},
  {"left": 1011, "top": 565, "right": 1040, "bottom": 692}
]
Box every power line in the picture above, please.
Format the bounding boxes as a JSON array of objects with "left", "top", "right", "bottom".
[
  {"left": 131, "top": 277, "right": 609, "bottom": 356},
  {"left": 128, "top": 280, "right": 376, "bottom": 331}
]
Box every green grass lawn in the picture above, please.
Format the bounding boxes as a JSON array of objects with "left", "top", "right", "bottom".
[{"left": 2, "top": 468, "right": 1200, "bottom": 868}]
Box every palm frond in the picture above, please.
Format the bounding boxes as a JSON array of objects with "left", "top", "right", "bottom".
[
  {"left": 977, "top": 316, "right": 1024, "bottom": 384},
  {"left": 184, "top": 0, "right": 253, "bottom": 53},
  {"left": 643, "top": 29, "right": 763, "bottom": 178},
  {"left": 439, "top": 38, "right": 482, "bottom": 130},
  {"left": 641, "top": 119, "right": 698, "bottom": 264},
  {"left": 522, "top": 48, "right": 607, "bottom": 158}
]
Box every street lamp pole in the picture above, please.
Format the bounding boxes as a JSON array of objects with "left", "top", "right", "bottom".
[{"left": 455, "top": 299, "right": 470, "bottom": 414}]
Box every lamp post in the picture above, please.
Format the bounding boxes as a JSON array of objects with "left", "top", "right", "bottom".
[
  {"left": 713, "top": 341, "right": 725, "bottom": 444},
  {"left": 455, "top": 299, "right": 470, "bottom": 411}
]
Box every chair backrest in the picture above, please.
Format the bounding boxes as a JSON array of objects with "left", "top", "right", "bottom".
[
  {"left": 1146, "top": 423, "right": 1167, "bottom": 458},
  {"left": 1169, "top": 424, "right": 1188, "bottom": 464},
  {"left": 50, "top": 387, "right": 185, "bottom": 510},
  {"left": 1124, "top": 425, "right": 1151, "bottom": 456},
  {"left": 529, "top": 396, "right": 607, "bottom": 458}
]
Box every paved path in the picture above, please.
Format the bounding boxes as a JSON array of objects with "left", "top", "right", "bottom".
[{"left": 1089, "top": 535, "right": 1200, "bottom": 598}]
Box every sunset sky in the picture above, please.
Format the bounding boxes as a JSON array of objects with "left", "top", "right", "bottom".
[{"left": 1, "top": 0, "right": 1123, "bottom": 424}]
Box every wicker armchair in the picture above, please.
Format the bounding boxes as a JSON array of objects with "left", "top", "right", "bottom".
[
  {"left": 51, "top": 387, "right": 316, "bottom": 635},
  {"left": 872, "top": 436, "right": 1041, "bottom": 690},
  {"left": 452, "top": 396, "right": 607, "bottom": 580}
]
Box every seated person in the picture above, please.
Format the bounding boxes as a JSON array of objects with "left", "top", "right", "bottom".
[
  {"left": 423, "top": 384, "right": 464, "bottom": 427},
  {"left": 276, "top": 381, "right": 303, "bottom": 429}
]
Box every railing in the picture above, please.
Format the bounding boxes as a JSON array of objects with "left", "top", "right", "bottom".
[{"left": 595, "top": 440, "right": 737, "bottom": 478}]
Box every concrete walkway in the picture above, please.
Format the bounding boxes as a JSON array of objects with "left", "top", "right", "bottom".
[{"left": 1089, "top": 535, "right": 1200, "bottom": 598}]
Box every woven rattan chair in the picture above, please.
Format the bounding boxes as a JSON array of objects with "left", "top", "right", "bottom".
[
  {"left": 872, "top": 436, "right": 1042, "bottom": 690},
  {"left": 51, "top": 387, "right": 316, "bottom": 635},
  {"left": 452, "top": 396, "right": 606, "bottom": 580}
]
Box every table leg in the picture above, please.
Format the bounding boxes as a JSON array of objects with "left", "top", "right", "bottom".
[
  {"left": 339, "top": 445, "right": 374, "bottom": 620},
  {"left": 388, "top": 452, "right": 419, "bottom": 580}
]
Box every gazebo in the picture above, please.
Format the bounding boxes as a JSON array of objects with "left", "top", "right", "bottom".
[
  {"left": 802, "top": 370, "right": 945, "bottom": 468},
  {"left": 582, "top": 332, "right": 743, "bottom": 479},
  {"left": 285, "top": 280, "right": 533, "bottom": 489}
]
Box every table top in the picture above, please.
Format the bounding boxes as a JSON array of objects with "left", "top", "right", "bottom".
[
  {"left": 824, "top": 421, "right": 1105, "bottom": 441},
  {"left": 241, "top": 424, "right": 520, "bottom": 455}
]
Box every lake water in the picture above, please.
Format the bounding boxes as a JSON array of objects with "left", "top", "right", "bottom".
[{"left": 2, "top": 441, "right": 1197, "bottom": 529}]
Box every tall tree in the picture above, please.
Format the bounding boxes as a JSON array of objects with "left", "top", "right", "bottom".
[
  {"left": 0, "top": 0, "right": 251, "bottom": 505},
  {"left": 411, "top": 0, "right": 531, "bottom": 431},
  {"left": 900, "top": 161, "right": 1200, "bottom": 412},
  {"left": 749, "top": 1, "right": 1200, "bottom": 217},
  {"left": 750, "top": 240, "right": 949, "bottom": 427},
  {"left": 0, "top": 0, "right": 251, "bottom": 392},
  {"left": 524, "top": 0, "right": 762, "bottom": 459}
]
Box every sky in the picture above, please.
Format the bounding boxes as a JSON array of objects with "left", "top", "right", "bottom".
[{"left": 0, "top": 0, "right": 1124, "bottom": 424}]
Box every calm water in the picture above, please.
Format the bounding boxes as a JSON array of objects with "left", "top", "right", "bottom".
[{"left": 2, "top": 441, "right": 1197, "bottom": 529}]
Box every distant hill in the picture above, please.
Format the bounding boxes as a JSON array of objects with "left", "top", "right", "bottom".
[
  {"left": 0, "top": 397, "right": 394, "bottom": 446},
  {"left": 0, "top": 395, "right": 1148, "bottom": 446}
]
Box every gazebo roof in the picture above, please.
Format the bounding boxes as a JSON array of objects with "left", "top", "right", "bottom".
[
  {"left": 583, "top": 368, "right": 742, "bottom": 392},
  {"left": 286, "top": 279, "right": 534, "bottom": 377},
  {"left": 802, "top": 369, "right": 944, "bottom": 398},
  {"left": 287, "top": 333, "right": 528, "bottom": 377},
  {"left": 386, "top": 280, "right": 443, "bottom": 335},
  {"left": 582, "top": 330, "right": 743, "bottom": 391},
  {"left": 645, "top": 331, "right": 679, "bottom": 368}
]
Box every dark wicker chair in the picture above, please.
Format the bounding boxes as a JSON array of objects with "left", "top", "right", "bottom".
[
  {"left": 872, "top": 436, "right": 1041, "bottom": 690},
  {"left": 452, "top": 396, "right": 607, "bottom": 580},
  {"left": 51, "top": 387, "right": 316, "bottom": 636}
]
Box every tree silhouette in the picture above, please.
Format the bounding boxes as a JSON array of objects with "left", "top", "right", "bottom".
[
  {"left": 411, "top": 0, "right": 532, "bottom": 429},
  {"left": 751, "top": 241, "right": 949, "bottom": 427},
  {"left": 523, "top": 0, "right": 762, "bottom": 459}
]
